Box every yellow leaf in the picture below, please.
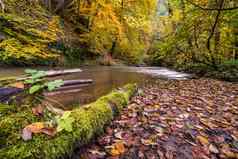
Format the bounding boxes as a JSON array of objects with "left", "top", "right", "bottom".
[
  {"left": 197, "top": 135, "right": 209, "bottom": 145},
  {"left": 110, "top": 142, "right": 126, "bottom": 156}
]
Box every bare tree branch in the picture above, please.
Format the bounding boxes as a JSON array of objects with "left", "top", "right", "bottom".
[
  {"left": 207, "top": 0, "right": 224, "bottom": 51},
  {"left": 185, "top": 0, "right": 238, "bottom": 11}
]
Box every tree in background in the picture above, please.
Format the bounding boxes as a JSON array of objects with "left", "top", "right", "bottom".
[
  {"left": 62, "top": 0, "right": 158, "bottom": 64},
  {"left": 150, "top": 0, "right": 238, "bottom": 79}
]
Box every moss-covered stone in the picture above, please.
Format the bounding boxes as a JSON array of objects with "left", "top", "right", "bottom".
[{"left": 0, "top": 84, "right": 137, "bottom": 159}]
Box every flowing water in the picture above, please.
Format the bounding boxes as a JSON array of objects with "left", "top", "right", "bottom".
[{"left": 0, "top": 66, "right": 190, "bottom": 107}]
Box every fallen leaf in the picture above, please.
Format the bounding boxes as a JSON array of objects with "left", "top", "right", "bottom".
[
  {"left": 209, "top": 144, "right": 219, "bottom": 154},
  {"left": 151, "top": 125, "right": 164, "bottom": 136},
  {"left": 109, "top": 142, "right": 126, "bottom": 156},
  {"left": 32, "top": 105, "right": 44, "bottom": 116},
  {"left": 25, "top": 122, "right": 45, "bottom": 133},
  {"left": 89, "top": 150, "right": 106, "bottom": 157},
  {"left": 141, "top": 139, "right": 156, "bottom": 146},
  {"left": 179, "top": 113, "right": 189, "bottom": 119},
  {"left": 221, "top": 144, "right": 238, "bottom": 158},
  {"left": 41, "top": 127, "right": 57, "bottom": 136},
  {"left": 10, "top": 82, "right": 25, "bottom": 89},
  {"left": 22, "top": 122, "right": 56, "bottom": 140},
  {"left": 22, "top": 128, "right": 32, "bottom": 141},
  {"left": 197, "top": 135, "right": 209, "bottom": 146},
  {"left": 114, "top": 131, "right": 123, "bottom": 140}
]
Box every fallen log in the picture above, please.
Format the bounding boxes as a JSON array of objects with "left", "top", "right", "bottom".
[{"left": 0, "top": 84, "right": 137, "bottom": 159}]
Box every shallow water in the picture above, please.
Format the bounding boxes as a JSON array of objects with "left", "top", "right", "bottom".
[{"left": 0, "top": 66, "right": 190, "bottom": 107}]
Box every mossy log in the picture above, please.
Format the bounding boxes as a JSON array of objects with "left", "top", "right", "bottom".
[{"left": 0, "top": 84, "right": 137, "bottom": 159}]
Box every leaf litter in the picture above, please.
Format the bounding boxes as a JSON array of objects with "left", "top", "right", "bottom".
[{"left": 78, "top": 79, "right": 238, "bottom": 158}]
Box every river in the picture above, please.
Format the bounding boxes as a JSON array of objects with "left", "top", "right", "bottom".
[{"left": 0, "top": 66, "right": 190, "bottom": 107}]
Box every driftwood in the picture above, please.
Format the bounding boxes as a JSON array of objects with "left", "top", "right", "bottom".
[
  {"left": 53, "top": 83, "right": 90, "bottom": 92},
  {"left": 45, "top": 69, "right": 82, "bottom": 77},
  {"left": 43, "top": 80, "right": 93, "bottom": 96},
  {"left": 0, "top": 79, "right": 93, "bottom": 103},
  {"left": 17, "top": 68, "right": 82, "bottom": 81},
  {"left": 62, "top": 79, "right": 93, "bottom": 86},
  {"left": 0, "top": 69, "right": 83, "bottom": 84},
  {"left": 0, "top": 68, "right": 93, "bottom": 103},
  {"left": 43, "top": 89, "right": 83, "bottom": 96},
  {"left": 0, "top": 87, "right": 23, "bottom": 103}
]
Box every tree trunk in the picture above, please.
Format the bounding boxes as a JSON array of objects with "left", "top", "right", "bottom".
[{"left": 0, "top": 0, "right": 5, "bottom": 13}]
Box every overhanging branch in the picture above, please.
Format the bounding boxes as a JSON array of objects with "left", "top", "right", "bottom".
[{"left": 185, "top": 0, "right": 238, "bottom": 11}]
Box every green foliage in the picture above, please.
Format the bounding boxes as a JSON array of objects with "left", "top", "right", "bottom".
[
  {"left": 56, "top": 111, "right": 75, "bottom": 132},
  {"left": 24, "top": 69, "right": 64, "bottom": 94},
  {"left": 46, "top": 80, "right": 64, "bottom": 91},
  {"left": 149, "top": 0, "right": 238, "bottom": 80},
  {"left": 29, "top": 84, "right": 44, "bottom": 94}
]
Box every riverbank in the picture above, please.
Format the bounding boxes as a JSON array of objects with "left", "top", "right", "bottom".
[{"left": 78, "top": 79, "right": 238, "bottom": 159}]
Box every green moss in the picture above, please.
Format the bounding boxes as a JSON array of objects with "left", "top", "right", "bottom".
[
  {"left": 0, "top": 0, "right": 63, "bottom": 65},
  {"left": 0, "top": 104, "right": 16, "bottom": 115},
  {"left": 0, "top": 84, "right": 137, "bottom": 159}
]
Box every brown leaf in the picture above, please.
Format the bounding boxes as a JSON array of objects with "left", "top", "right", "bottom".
[
  {"left": 41, "top": 127, "right": 57, "bottom": 136},
  {"left": 32, "top": 105, "right": 44, "bottom": 116},
  {"left": 22, "top": 122, "right": 56, "bottom": 140},
  {"left": 221, "top": 144, "right": 238, "bottom": 158},
  {"left": 25, "top": 122, "right": 45, "bottom": 133}
]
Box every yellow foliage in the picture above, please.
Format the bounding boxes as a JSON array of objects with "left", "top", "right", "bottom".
[{"left": 65, "top": 0, "right": 157, "bottom": 63}]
